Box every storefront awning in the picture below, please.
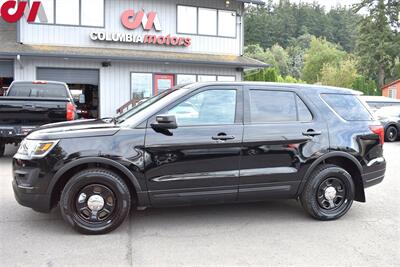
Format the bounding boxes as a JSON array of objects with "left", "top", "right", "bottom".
[{"left": 0, "top": 44, "right": 268, "bottom": 69}]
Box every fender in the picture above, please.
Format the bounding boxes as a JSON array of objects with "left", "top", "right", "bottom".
[
  {"left": 298, "top": 151, "right": 364, "bottom": 198},
  {"left": 48, "top": 157, "right": 144, "bottom": 196}
]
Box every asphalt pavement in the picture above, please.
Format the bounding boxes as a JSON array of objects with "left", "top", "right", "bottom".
[{"left": 1, "top": 143, "right": 399, "bottom": 266}]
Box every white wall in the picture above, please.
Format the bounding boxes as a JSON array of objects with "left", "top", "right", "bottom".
[
  {"left": 19, "top": 0, "right": 243, "bottom": 56},
  {"left": 14, "top": 56, "right": 240, "bottom": 117}
]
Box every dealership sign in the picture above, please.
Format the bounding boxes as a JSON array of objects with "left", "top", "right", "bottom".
[
  {"left": 0, "top": 0, "right": 41, "bottom": 23},
  {"left": 90, "top": 9, "right": 192, "bottom": 47}
]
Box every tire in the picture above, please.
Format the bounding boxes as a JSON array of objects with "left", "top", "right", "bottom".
[
  {"left": 0, "top": 143, "right": 4, "bottom": 157},
  {"left": 385, "top": 126, "right": 398, "bottom": 142},
  {"left": 60, "top": 168, "right": 131, "bottom": 235},
  {"left": 300, "top": 164, "right": 355, "bottom": 221}
]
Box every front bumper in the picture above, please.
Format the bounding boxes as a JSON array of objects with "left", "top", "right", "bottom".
[
  {"left": 12, "top": 157, "right": 54, "bottom": 213},
  {"left": 12, "top": 180, "right": 52, "bottom": 212}
]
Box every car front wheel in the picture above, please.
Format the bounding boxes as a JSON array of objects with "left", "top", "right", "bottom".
[
  {"left": 385, "top": 126, "right": 398, "bottom": 142},
  {"left": 60, "top": 168, "right": 131, "bottom": 235},
  {"left": 300, "top": 164, "right": 354, "bottom": 220}
]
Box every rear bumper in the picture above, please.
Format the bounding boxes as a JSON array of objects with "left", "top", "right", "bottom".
[
  {"left": 12, "top": 180, "right": 52, "bottom": 213},
  {"left": 362, "top": 157, "right": 386, "bottom": 188},
  {"left": 0, "top": 125, "right": 38, "bottom": 143}
]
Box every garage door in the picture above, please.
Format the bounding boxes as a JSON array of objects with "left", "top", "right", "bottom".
[
  {"left": 37, "top": 68, "right": 99, "bottom": 85},
  {"left": 0, "top": 61, "right": 13, "bottom": 77}
]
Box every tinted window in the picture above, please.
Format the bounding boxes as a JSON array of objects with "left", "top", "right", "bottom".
[
  {"left": 322, "top": 94, "right": 372, "bottom": 121},
  {"left": 250, "top": 90, "right": 297, "bottom": 123},
  {"left": 8, "top": 83, "right": 68, "bottom": 98},
  {"left": 168, "top": 90, "right": 236, "bottom": 126},
  {"left": 297, "top": 96, "right": 313, "bottom": 121}
]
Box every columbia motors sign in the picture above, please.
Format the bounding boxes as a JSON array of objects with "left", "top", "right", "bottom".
[
  {"left": 90, "top": 9, "right": 192, "bottom": 47},
  {"left": 0, "top": 1, "right": 41, "bottom": 23}
]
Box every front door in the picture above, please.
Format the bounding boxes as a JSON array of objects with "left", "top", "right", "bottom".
[
  {"left": 154, "top": 74, "right": 174, "bottom": 95},
  {"left": 144, "top": 86, "right": 243, "bottom": 206},
  {"left": 239, "top": 86, "right": 329, "bottom": 200}
]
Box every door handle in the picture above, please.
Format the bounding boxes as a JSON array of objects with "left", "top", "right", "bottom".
[
  {"left": 212, "top": 135, "right": 236, "bottom": 141},
  {"left": 302, "top": 130, "right": 322, "bottom": 137}
]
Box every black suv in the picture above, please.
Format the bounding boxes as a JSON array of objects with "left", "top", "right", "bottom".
[{"left": 12, "top": 82, "right": 386, "bottom": 234}]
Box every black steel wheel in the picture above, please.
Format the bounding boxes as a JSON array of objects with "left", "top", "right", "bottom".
[
  {"left": 385, "top": 126, "right": 398, "bottom": 142},
  {"left": 300, "top": 164, "right": 354, "bottom": 220},
  {"left": 60, "top": 169, "right": 131, "bottom": 235}
]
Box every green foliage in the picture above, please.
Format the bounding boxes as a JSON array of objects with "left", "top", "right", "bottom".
[
  {"left": 352, "top": 76, "right": 378, "bottom": 96},
  {"left": 244, "top": 44, "right": 289, "bottom": 76},
  {"left": 355, "top": 0, "right": 400, "bottom": 88},
  {"left": 244, "top": 1, "right": 360, "bottom": 52},
  {"left": 320, "top": 59, "right": 359, "bottom": 88},
  {"left": 301, "top": 37, "right": 347, "bottom": 83},
  {"left": 244, "top": 67, "right": 304, "bottom": 84}
]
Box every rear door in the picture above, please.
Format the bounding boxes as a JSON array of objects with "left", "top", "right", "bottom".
[
  {"left": 239, "top": 85, "right": 329, "bottom": 200},
  {"left": 144, "top": 85, "right": 243, "bottom": 206}
]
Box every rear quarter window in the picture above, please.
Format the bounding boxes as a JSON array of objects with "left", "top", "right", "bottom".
[{"left": 321, "top": 94, "right": 373, "bottom": 121}]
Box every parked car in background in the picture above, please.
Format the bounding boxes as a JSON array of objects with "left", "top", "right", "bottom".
[
  {"left": 0, "top": 81, "right": 77, "bottom": 157},
  {"left": 360, "top": 96, "right": 400, "bottom": 112},
  {"left": 12, "top": 82, "right": 386, "bottom": 234},
  {"left": 375, "top": 106, "right": 400, "bottom": 142}
]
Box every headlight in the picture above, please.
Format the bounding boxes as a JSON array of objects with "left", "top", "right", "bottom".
[{"left": 17, "top": 139, "right": 59, "bottom": 159}]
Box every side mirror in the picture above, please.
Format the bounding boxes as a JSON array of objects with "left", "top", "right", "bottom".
[{"left": 151, "top": 114, "right": 178, "bottom": 130}]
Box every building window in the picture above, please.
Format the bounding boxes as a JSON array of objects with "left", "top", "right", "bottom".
[
  {"left": 217, "top": 76, "right": 236, "bottom": 82},
  {"left": 177, "top": 74, "right": 197, "bottom": 85},
  {"left": 177, "top": 5, "right": 197, "bottom": 34},
  {"left": 30, "top": 0, "right": 104, "bottom": 27},
  {"left": 56, "top": 0, "right": 79, "bottom": 25},
  {"left": 177, "top": 5, "right": 236, "bottom": 38},
  {"left": 218, "top": 10, "right": 236, "bottom": 37},
  {"left": 198, "top": 75, "right": 217, "bottom": 82},
  {"left": 131, "top": 73, "right": 153, "bottom": 101},
  {"left": 198, "top": 8, "right": 217, "bottom": 36},
  {"left": 388, "top": 88, "right": 397, "bottom": 99},
  {"left": 81, "top": 0, "right": 104, "bottom": 27}
]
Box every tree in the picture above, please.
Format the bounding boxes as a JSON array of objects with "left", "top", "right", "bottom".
[
  {"left": 301, "top": 37, "right": 347, "bottom": 83},
  {"left": 286, "top": 33, "right": 314, "bottom": 78},
  {"left": 352, "top": 76, "right": 378, "bottom": 95},
  {"left": 320, "top": 59, "right": 359, "bottom": 88},
  {"left": 354, "top": 0, "right": 400, "bottom": 89}
]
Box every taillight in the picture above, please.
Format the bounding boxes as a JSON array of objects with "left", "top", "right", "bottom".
[
  {"left": 369, "top": 125, "right": 385, "bottom": 145},
  {"left": 66, "top": 103, "right": 75, "bottom": 121}
]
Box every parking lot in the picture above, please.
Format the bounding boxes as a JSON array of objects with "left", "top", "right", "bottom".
[{"left": 0, "top": 143, "right": 399, "bottom": 266}]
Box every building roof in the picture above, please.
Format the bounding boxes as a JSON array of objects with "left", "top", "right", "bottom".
[
  {"left": 236, "top": 0, "right": 266, "bottom": 4},
  {"left": 0, "top": 21, "right": 267, "bottom": 69},
  {"left": 381, "top": 79, "right": 400, "bottom": 89}
]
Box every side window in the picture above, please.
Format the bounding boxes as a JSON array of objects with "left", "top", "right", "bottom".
[
  {"left": 296, "top": 96, "right": 313, "bottom": 121},
  {"left": 168, "top": 90, "right": 236, "bottom": 126},
  {"left": 250, "top": 90, "right": 297, "bottom": 123}
]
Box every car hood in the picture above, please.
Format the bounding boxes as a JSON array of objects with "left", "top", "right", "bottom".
[{"left": 27, "top": 119, "right": 121, "bottom": 140}]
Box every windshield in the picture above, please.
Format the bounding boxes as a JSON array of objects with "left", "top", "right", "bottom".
[
  {"left": 116, "top": 84, "right": 190, "bottom": 124},
  {"left": 8, "top": 83, "right": 68, "bottom": 98}
]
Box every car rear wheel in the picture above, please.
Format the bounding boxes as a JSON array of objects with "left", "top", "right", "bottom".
[
  {"left": 300, "top": 164, "right": 354, "bottom": 220},
  {"left": 0, "top": 143, "right": 5, "bottom": 157},
  {"left": 385, "top": 126, "right": 398, "bottom": 142},
  {"left": 60, "top": 168, "right": 131, "bottom": 235}
]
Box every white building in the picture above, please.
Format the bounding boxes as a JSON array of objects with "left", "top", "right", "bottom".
[{"left": 0, "top": 0, "right": 265, "bottom": 118}]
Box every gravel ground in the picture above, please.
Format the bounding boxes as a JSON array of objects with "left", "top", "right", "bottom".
[{"left": 0, "top": 143, "right": 399, "bottom": 267}]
